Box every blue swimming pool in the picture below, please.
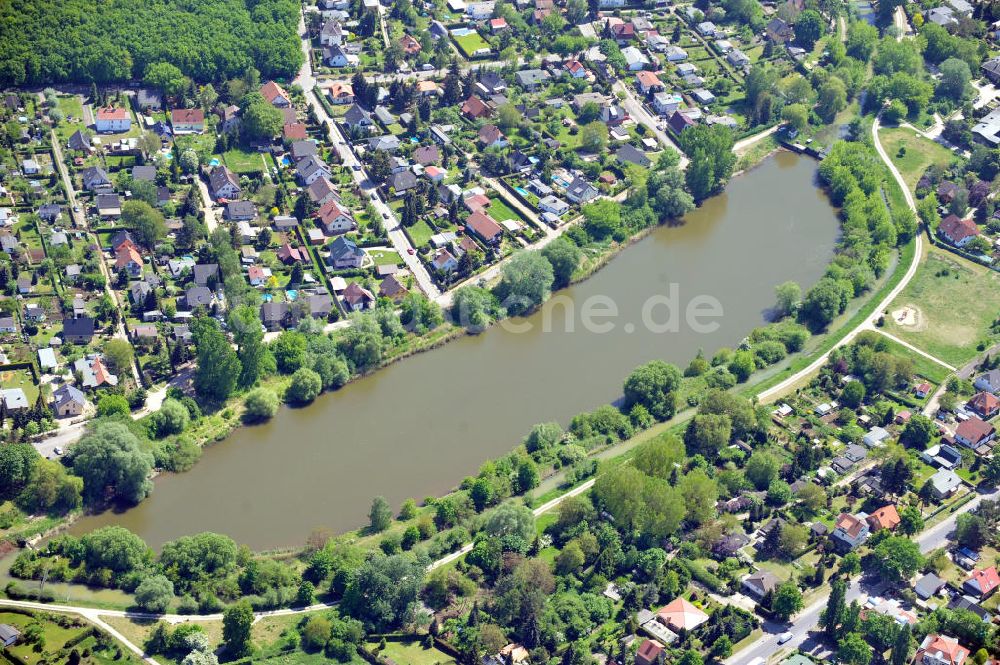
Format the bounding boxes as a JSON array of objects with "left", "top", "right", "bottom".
[
  {"left": 209, "top": 158, "right": 221, "bottom": 166},
  {"left": 286, "top": 289, "right": 298, "bottom": 301},
  {"left": 515, "top": 186, "right": 529, "bottom": 196},
  {"left": 280, "top": 156, "right": 291, "bottom": 166},
  {"left": 451, "top": 27, "right": 474, "bottom": 36}
]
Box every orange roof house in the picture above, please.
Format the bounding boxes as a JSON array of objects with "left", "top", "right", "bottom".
[
  {"left": 656, "top": 597, "right": 709, "bottom": 632},
  {"left": 866, "top": 505, "right": 900, "bottom": 531},
  {"left": 916, "top": 634, "right": 969, "bottom": 665}
]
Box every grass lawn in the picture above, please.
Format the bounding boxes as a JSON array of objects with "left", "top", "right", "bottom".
[
  {"left": 222, "top": 148, "right": 266, "bottom": 174},
  {"left": 452, "top": 32, "right": 491, "bottom": 59},
  {"left": 0, "top": 610, "right": 138, "bottom": 664},
  {"left": 878, "top": 126, "right": 957, "bottom": 192},
  {"left": 872, "top": 332, "right": 952, "bottom": 384},
  {"left": 487, "top": 197, "right": 526, "bottom": 224},
  {"left": 368, "top": 248, "right": 401, "bottom": 266},
  {"left": 366, "top": 638, "right": 458, "bottom": 665},
  {"left": 406, "top": 219, "right": 435, "bottom": 248},
  {"left": 174, "top": 133, "right": 217, "bottom": 162},
  {"left": 0, "top": 368, "right": 39, "bottom": 402},
  {"left": 885, "top": 246, "right": 1000, "bottom": 367}
]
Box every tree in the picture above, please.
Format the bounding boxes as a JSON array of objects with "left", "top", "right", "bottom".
[
  {"left": 782, "top": 102, "right": 809, "bottom": 132},
  {"left": 241, "top": 93, "right": 283, "bottom": 141},
  {"left": 135, "top": 574, "right": 175, "bottom": 613},
  {"left": 800, "top": 278, "right": 845, "bottom": 329},
  {"left": 243, "top": 388, "right": 280, "bottom": 421},
  {"left": 222, "top": 601, "right": 254, "bottom": 657},
  {"left": 341, "top": 553, "right": 425, "bottom": 631},
  {"left": 623, "top": 360, "right": 682, "bottom": 421},
  {"left": 144, "top": 62, "right": 187, "bottom": 97},
  {"left": 838, "top": 632, "right": 873, "bottom": 665},
  {"left": 97, "top": 394, "right": 131, "bottom": 417},
  {"left": 840, "top": 380, "right": 866, "bottom": 408},
  {"left": 678, "top": 125, "right": 736, "bottom": 201},
  {"left": 285, "top": 367, "right": 322, "bottom": 404},
  {"left": 541, "top": 238, "right": 582, "bottom": 289},
  {"left": 579, "top": 121, "right": 608, "bottom": 153},
  {"left": 873, "top": 535, "right": 924, "bottom": 583},
  {"left": 493, "top": 251, "right": 554, "bottom": 316},
  {"left": 745, "top": 451, "right": 780, "bottom": 490},
  {"left": 153, "top": 398, "right": 190, "bottom": 437},
  {"left": 823, "top": 578, "right": 846, "bottom": 638},
  {"left": 938, "top": 58, "right": 972, "bottom": 102},
  {"left": 846, "top": 20, "right": 878, "bottom": 61},
  {"left": 632, "top": 435, "right": 685, "bottom": 478},
  {"left": 899, "top": 414, "right": 935, "bottom": 448},
  {"left": 369, "top": 496, "right": 393, "bottom": 532},
  {"left": 777, "top": 523, "right": 808, "bottom": 558},
  {"left": 581, "top": 198, "right": 621, "bottom": 240},
  {"left": 229, "top": 305, "right": 270, "bottom": 388},
  {"left": 892, "top": 623, "right": 912, "bottom": 665},
  {"left": 817, "top": 76, "right": 848, "bottom": 123},
  {"left": 840, "top": 552, "right": 861, "bottom": 576},
  {"left": 556, "top": 541, "right": 585, "bottom": 575},
  {"left": 122, "top": 200, "right": 166, "bottom": 249},
  {"left": 771, "top": 581, "right": 803, "bottom": 620},
  {"left": 794, "top": 10, "right": 824, "bottom": 49},
  {"left": 679, "top": 469, "right": 718, "bottom": 526},
  {"left": 80, "top": 526, "right": 151, "bottom": 573},
  {"left": 104, "top": 339, "right": 135, "bottom": 374},
  {"left": 193, "top": 318, "right": 239, "bottom": 401},
  {"left": 483, "top": 503, "right": 535, "bottom": 542},
  {"left": 68, "top": 421, "right": 154, "bottom": 505}
]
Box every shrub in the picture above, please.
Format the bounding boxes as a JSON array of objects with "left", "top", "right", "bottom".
[{"left": 243, "top": 388, "right": 280, "bottom": 421}]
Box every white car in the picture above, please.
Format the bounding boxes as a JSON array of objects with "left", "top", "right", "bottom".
[{"left": 778, "top": 632, "right": 793, "bottom": 645}]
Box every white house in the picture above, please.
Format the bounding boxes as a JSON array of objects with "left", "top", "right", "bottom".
[
  {"left": 95, "top": 107, "right": 131, "bottom": 133},
  {"left": 538, "top": 195, "right": 570, "bottom": 217}
]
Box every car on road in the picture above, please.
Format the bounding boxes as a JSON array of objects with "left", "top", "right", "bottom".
[
  {"left": 352, "top": 164, "right": 361, "bottom": 171},
  {"left": 53, "top": 447, "right": 63, "bottom": 456},
  {"left": 407, "top": 248, "right": 414, "bottom": 255},
  {"left": 370, "top": 193, "right": 377, "bottom": 200},
  {"left": 382, "top": 212, "right": 389, "bottom": 219},
  {"left": 421, "top": 63, "right": 434, "bottom": 71},
  {"left": 72, "top": 205, "right": 80, "bottom": 212},
  {"left": 778, "top": 632, "right": 793, "bottom": 645}
]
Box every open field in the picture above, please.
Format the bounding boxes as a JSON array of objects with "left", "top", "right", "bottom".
[
  {"left": 886, "top": 246, "right": 1000, "bottom": 367},
  {"left": 365, "top": 638, "right": 458, "bottom": 665},
  {"left": 878, "top": 126, "right": 957, "bottom": 192},
  {"left": 452, "top": 32, "right": 491, "bottom": 58}
]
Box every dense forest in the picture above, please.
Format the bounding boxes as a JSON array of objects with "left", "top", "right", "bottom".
[{"left": 0, "top": 0, "right": 304, "bottom": 87}]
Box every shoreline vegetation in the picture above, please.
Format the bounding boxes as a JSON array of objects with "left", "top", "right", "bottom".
[{"left": 6, "top": 124, "right": 913, "bottom": 613}]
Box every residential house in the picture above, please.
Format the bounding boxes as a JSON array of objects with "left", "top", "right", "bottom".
[
  {"left": 938, "top": 215, "right": 980, "bottom": 247},
  {"left": 831, "top": 512, "right": 870, "bottom": 551},
  {"left": 82, "top": 166, "right": 111, "bottom": 191},
  {"left": 635, "top": 639, "right": 665, "bottom": 665},
  {"left": 863, "top": 426, "right": 891, "bottom": 448},
  {"left": 622, "top": 46, "right": 650, "bottom": 70},
  {"left": 369, "top": 134, "right": 400, "bottom": 152},
  {"left": 668, "top": 110, "right": 696, "bottom": 134},
  {"left": 964, "top": 567, "right": 1000, "bottom": 599},
  {"left": 74, "top": 354, "right": 118, "bottom": 388},
  {"left": 974, "top": 370, "right": 1000, "bottom": 394},
  {"left": 52, "top": 384, "right": 87, "bottom": 418},
  {"left": 432, "top": 248, "right": 459, "bottom": 272},
  {"left": 389, "top": 170, "right": 418, "bottom": 194},
  {"left": 466, "top": 210, "right": 503, "bottom": 244},
  {"left": 261, "top": 302, "right": 293, "bottom": 331},
  {"left": 655, "top": 597, "right": 709, "bottom": 632},
  {"left": 515, "top": 69, "right": 551, "bottom": 90},
  {"left": 95, "top": 106, "right": 131, "bottom": 133},
  {"left": 344, "top": 104, "right": 373, "bottom": 130},
  {"left": 62, "top": 315, "right": 96, "bottom": 344},
  {"left": 193, "top": 263, "right": 220, "bottom": 288},
  {"left": 564, "top": 176, "right": 598, "bottom": 204},
  {"left": 277, "top": 243, "right": 309, "bottom": 264},
  {"left": 0, "top": 316, "right": 16, "bottom": 333},
  {"left": 96, "top": 193, "right": 122, "bottom": 219},
  {"left": 291, "top": 139, "right": 319, "bottom": 161},
  {"left": 414, "top": 145, "right": 440, "bottom": 166},
  {"left": 342, "top": 282, "right": 375, "bottom": 311},
  {"left": 983, "top": 57, "right": 1000, "bottom": 86},
  {"left": 67, "top": 129, "right": 93, "bottom": 154},
  {"left": 324, "top": 44, "right": 359, "bottom": 67},
  {"left": 955, "top": 418, "right": 996, "bottom": 451},
  {"left": 538, "top": 195, "right": 570, "bottom": 217},
  {"left": 223, "top": 201, "right": 257, "bottom": 222},
  {"left": 742, "top": 571, "right": 778, "bottom": 599},
  {"left": 296, "top": 155, "right": 333, "bottom": 186},
  {"left": 969, "top": 392, "right": 1000, "bottom": 419},
  {"left": 652, "top": 92, "right": 683, "bottom": 116},
  {"left": 696, "top": 21, "right": 717, "bottom": 37},
  {"left": 183, "top": 285, "right": 215, "bottom": 309},
  {"left": 171, "top": 108, "right": 205, "bottom": 134},
  {"left": 115, "top": 244, "right": 143, "bottom": 277},
  {"left": 399, "top": 34, "right": 422, "bottom": 55},
  {"left": 307, "top": 177, "right": 339, "bottom": 206},
  {"left": 379, "top": 274, "right": 408, "bottom": 301},
  {"left": 913, "top": 633, "right": 969, "bottom": 665},
  {"left": 766, "top": 17, "right": 794, "bottom": 43},
  {"left": 921, "top": 443, "right": 963, "bottom": 470},
  {"left": 635, "top": 71, "right": 664, "bottom": 95},
  {"left": 461, "top": 95, "right": 492, "bottom": 120},
  {"left": 0, "top": 389, "right": 28, "bottom": 412},
  {"left": 665, "top": 45, "right": 688, "bottom": 62},
  {"left": 926, "top": 6, "right": 957, "bottom": 26},
  {"left": 866, "top": 505, "right": 900, "bottom": 531},
  {"left": 317, "top": 199, "right": 357, "bottom": 235},
  {"left": 261, "top": 81, "right": 292, "bottom": 107},
  {"left": 320, "top": 19, "right": 344, "bottom": 46},
  {"left": 616, "top": 143, "right": 651, "bottom": 168},
  {"left": 478, "top": 124, "right": 507, "bottom": 148},
  {"left": 209, "top": 166, "right": 241, "bottom": 200},
  {"left": 727, "top": 49, "right": 750, "bottom": 67},
  {"left": 928, "top": 469, "right": 963, "bottom": 499},
  {"left": 327, "top": 236, "right": 365, "bottom": 269},
  {"left": 915, "top": 573, "right": 946, "bottom": 600},
  {"left": 328, "top": 82, "right": 354, "bottom": 105}
]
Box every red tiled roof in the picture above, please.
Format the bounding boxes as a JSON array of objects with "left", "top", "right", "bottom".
[
  {"left": 939, "top": 215, "right": 980, "bottom": 243},
  {"left": 170, "top": 108, "right": 205, "bottom": 124},
  {"left": 957, "top": 417, "right": 995, "bottom": 444},
  {"left": 968, "top": 567, "right": 1000, "bottom": 596},
  {"left": 917, "top": 635, "right": 969, "bottom": 665},
  {"left": 466, "top": 210, "right": 503, "bottom": 240},
  {"left": 835, "top": 513, "right": 866, "bottom": 538},
  {"left": 260, "top": 80, "right": 291, "bottom": 105},
  {"left": 969, "top": 392, "right": 1000, "bottom": 416},
  {"left": 96, "top": 107, "right": 128, "bottom": 120},
  {"left": 866, "top": 505, "right": 900, "bottom": 531}
]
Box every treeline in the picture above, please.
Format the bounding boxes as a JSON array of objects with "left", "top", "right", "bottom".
[{"left": 0, "top": 0, "right": 303, "bottom": 87}]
